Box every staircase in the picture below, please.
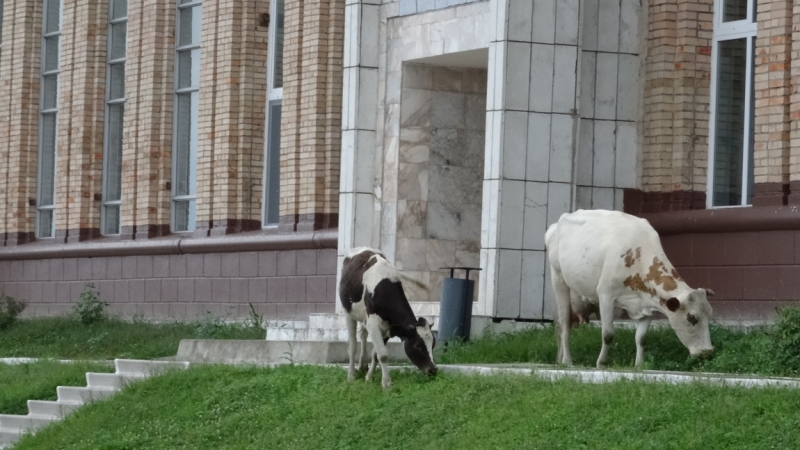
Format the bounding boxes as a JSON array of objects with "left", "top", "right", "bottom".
[{"left": 0, "top": 359, "right": 189, "bottom": 449}]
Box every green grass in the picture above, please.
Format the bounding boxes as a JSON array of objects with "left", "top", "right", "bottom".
[
  {"left": 0, "top": 360, "right": 113, "bottom": 415},
  {"left": 0, "top": 316, "right": 265, "bottom": 360},
  {"left": 12, "top": 364, "right": 800, "bottom": 450},
  {"left": 439, "top": 324, "right": 789, "bottom": 376}
]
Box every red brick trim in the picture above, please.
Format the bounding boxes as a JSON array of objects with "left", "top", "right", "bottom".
[
  {"left": 751, "top": 182, "right": 790, "bottom": 207},
  {"left": 623, "top": 189, "right": 706, "bottom": 215}
]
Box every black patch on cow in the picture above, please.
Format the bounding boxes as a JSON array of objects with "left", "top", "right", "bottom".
[
  {"left": 367, "top": 278, "right": 436, "bottom": 374},
  {"left": 338, "top": 250, "right": 383, "bottom": 313}
]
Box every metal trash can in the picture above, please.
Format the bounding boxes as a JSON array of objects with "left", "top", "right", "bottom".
[{"left": 438, "top": 267, "right": 481, "bottom": 343}]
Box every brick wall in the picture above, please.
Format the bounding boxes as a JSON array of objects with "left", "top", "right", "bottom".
[
  {"left": 196, "top": 0, "right": 269, "bottom": 235},
  {"left": 121, "top": 0, "right": 175, "bottom": 239},
  {"left": 55, "top": 0, "right": 107, "bottom": 242},
  {"left": 752, "top": 0, "right": 792, "bottom": 206},
  {"left": 279, "top": 0, "right": 344, "bottom": 232},
  {"left": 0, "top": 248, "right": 337, "bottom": 320},
  {"left": 0, "top": 0, "right": 42, "bottom": 245},
  {"left": 640, "top": 0, "right": 712, "bottom": 211},
  {"left": 0, "top": 0, "right": 345, "bottom": 321}
]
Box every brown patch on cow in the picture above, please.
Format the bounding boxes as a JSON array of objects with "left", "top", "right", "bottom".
[
  {"left": 623, "top": 274, "right": 656, "bottom": 297},
  {"left": 644, "top": 257, "right": 678, "bottom": 292},
  {"left": 670, "top": 268, "right": 682, "bottom": 281},
  {"left": 621, "top": 249, "right": 636, "bottom": 268},
  {"left": 635, "top": 247, "right": 641, "bottom": 260}
]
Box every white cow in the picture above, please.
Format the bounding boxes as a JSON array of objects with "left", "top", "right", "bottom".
[{"left": 545, "top": 209, "right": 714, "bottom": 368}]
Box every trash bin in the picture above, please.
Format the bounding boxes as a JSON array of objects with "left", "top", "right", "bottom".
[{"left": 438, "top": 267, "right": 481, "bottom": 343}]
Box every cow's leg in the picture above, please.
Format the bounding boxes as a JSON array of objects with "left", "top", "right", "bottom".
[
  {"left": 365, "top": 316, "right": 392, "bottom": 390},
  {"left": 552, "top": 272, "right": 573, "bottom": 365},
  {"left": 346, "top": 314, "right": 358, "bottom": 381},
  {"left": 596, "top": 297, "right": 615, "bottom": 368},
  {"left": 365, "top": 336, "right": 387, "bottom": 382},
  {"left": 358, "top": 324, "right": 369, "bottom": 372},
  {"left": 366, "top": 348, "right": 378, "bottom": 382},
  {"left": 634, "top": 316, "right": 652, "bottom": 367}
]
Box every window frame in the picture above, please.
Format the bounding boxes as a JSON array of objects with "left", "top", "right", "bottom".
[
  {"left": 262, "top": 0, "right": 284, "bottom": 228},
  {"left": 707, "top": 0, "right": 758, "bottom": 208},
  {"left": 35, "top": 0, "right": 62, "bottom": 238},
  {"left": 100, "top": 0, "right": 127, "bottom": 235},
  {"left": 170, "top": 0, "right": 202, "bottom": 233}
]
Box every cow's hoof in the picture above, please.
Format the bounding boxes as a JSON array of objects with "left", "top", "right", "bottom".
[{"left": 382, "top": 380, "right": 392, "bottom": 390}]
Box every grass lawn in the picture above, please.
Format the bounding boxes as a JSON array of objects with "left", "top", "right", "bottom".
[
  {"left": 0, "top": 360, "right": 113, "bottom": 415},
  {"left": 0, "top": 317, "right": 265, "bottom": 360},
  {"left": 439, "top": 324, "right": 794, "bottom": 377},
  {"left": 12, "top": 364, "right": 800, "bottom": 450}
]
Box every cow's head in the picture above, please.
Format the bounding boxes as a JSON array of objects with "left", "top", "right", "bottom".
[
  {"left": 391, "top": 317, "right": 437, "bottom": 376},
  {"left": 662, "top": 288, "right": 714, "bottom": 357}
]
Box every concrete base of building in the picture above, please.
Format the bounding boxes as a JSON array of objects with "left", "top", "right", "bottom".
[{"left": 176, "top": 339, "right": 407, "bottom": 365}]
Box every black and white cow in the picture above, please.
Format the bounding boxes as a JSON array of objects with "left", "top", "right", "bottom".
[{"left": 339, "top": 247, "right": 437, "bottom": 389}]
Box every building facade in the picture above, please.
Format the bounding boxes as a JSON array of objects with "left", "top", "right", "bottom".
[{"left": 0, "top": 0, "right": 797, "bottom": 323}]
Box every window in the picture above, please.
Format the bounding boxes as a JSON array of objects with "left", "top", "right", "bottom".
[
  {"left": 263, "top": 0, "right": 284, "bottom": 226},
  {"left": 708, "top": 0, "right": 757, "bottom": 207},
  {"left": 172, "top": 0, "right": 201, "bottom": 232},
  {"left": 36, "top": 0, "right": 61, "bottom": 238},
  {"left": 101, "top": 0, "right": 127, "bottom": 235}
]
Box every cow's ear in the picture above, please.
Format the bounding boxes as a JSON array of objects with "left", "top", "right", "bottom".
[
  {"left": 390, "top": 324, "right": 414, "bottom": 339},
  {"left": 665, "top": 297, "right": 680, "bottom": 312},
  {"left": 704, "top": 289, "right": 715, "bottom": 297}
]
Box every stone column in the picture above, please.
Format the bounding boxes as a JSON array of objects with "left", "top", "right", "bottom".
[
  {"left": 479, "top": 0, "right": 581, "bottom": 320},
  {"left": 336, "top": 0, "right": 380, "bottom": 312},
  {"left": 753, "top": 0, "right": 792, "bottom": 206},
  {"left": 54, "top": 0, "right": 108, "bottom": 242},
  {"left": 120, "top": 0, "right": 175, "bottom": 240},
  {"left": 0, "top": 0, "right": 42, "bottom": 245},
  {"left": 194, "top": 0, "right": 269, "bottom": 236}
]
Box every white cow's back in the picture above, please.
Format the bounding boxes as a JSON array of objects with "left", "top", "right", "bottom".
[{"left": 545, "top": 209, "right": 666, "bottom": 302}]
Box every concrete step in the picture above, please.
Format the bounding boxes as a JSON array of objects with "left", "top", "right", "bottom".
[
  {"left": 0, "top": 428, "right": 23, "bottom": 448},
  {"left": 56, "top": 386, "right": 115, "bottom": 404},
  {"left": 114, "top": 359, "right": 190, "bottom": 377},
  {"left": 264, "top": 319, "right": 309, "bottom": 330},
  {"left": 27, "top": 400, "right": 81, "bottom": 419},
  {"left": 308, "top": 313, "right": 347, "bottom": 330},
  {"left": 0, "top": 414, "right": 57, "bottom": 433},
  {"left": 86, "top": 372, "right": 143, "bottom": 389}
]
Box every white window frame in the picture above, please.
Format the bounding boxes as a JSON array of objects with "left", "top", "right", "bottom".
[
  {"left": 36, "top": 0, "right": 62, "bottom": 238},
  {"left": 262, "top": 0, "right": 284, "bottom": 228},
  {"left": 171, "top": 0, "right": 202, "bottom": 232},
  {"left": 100, "top": 0, "right": 127, "bottom": 235},
  {"left": 707, "top": 0, "right": 757, "bottom": 208}
]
